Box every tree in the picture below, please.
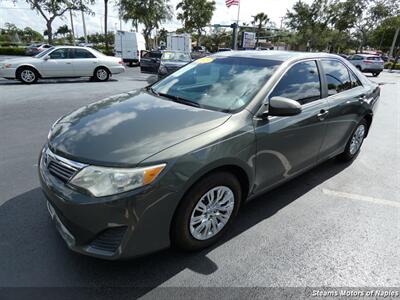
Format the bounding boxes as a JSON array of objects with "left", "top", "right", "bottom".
[
  {"left": 252, "top": 13, "right": 269, "bottom": 47},
  {"left": 56, "top": 25, "right": 71, "bottom": 38},
  {"left": 119, "top": 0, "right": 172, "bottom": 49},
  {"left": 176, "top": 0, "right": 216, "bottom": 46},
  {"left": 23, "top": 0, "right": 93, "bottom": 44}
]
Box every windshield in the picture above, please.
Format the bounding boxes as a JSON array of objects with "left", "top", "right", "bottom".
[
  {"left": 161, "top": 52, "right": 191, "bottom": 62},
  {"left": 151, "top": 56, "right": 281, "bottom": 112},
  {"left": 35, "top": 47, "right": 55, "bottom": 58},
  {"left": 89, "top": 48, "right": 106, "bottom": 57}
]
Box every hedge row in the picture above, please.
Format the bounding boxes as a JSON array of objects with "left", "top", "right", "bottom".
[
  {"left": 0, "top": 47, "right": 26, "bottom": 56},
  {"left": 384, "top": 62, "right": 400, "bottom": 70}
]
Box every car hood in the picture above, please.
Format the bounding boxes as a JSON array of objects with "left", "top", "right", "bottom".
[
  {"left": 1, "top": 57, "right": 39, "bottom": 65},
  {"left": 48, "top": 90, "right": 230, "bottom": 166},
  {"left": 162, "top": 61, "right": 189, "bottom": 68}
]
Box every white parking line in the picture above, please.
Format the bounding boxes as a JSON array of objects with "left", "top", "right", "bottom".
[{"left": 322, "top": 188, "right": 400, "bottom": 208}]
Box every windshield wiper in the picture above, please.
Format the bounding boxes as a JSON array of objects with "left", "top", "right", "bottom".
[{"left": 157, "top": 92, "right": 200, "bottom": 108}]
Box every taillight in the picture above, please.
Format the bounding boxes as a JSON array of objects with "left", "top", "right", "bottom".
[
  {"left": 118, "top": 60, "right": 123, "bottom": 64},
  {"left": 363, "top": 60, "right": 372, "bottom": 64}
]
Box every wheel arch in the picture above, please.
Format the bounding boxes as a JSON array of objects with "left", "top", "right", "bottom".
[
  {"left": 362, "top": 112, "right": 373, "bottom": 137},
  {"left": 93, "top": 65, "right": 111, "bottom": 75},
  {"left": 16, "top": 65, "right": 42, "bottom": 78}
]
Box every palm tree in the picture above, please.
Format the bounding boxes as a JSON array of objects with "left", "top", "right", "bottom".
[{"left": 252, "top": 13, "right": 269, "bottom": 47}]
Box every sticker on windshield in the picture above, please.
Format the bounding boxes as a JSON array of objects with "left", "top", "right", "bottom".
[{"left": 196, "top": 57, "right": 214, "bottom": 64}]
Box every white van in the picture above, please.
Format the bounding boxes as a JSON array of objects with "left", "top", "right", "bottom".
[
  {"left": 166, "top": 33, "right": 192, "bottom": 53},
  {"left": 114, "top": 31, "right": 146, "bottom": 66}
]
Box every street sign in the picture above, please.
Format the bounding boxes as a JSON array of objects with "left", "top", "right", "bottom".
[{"left": 241, "top": 32, "right": 256, "bottom": 49}]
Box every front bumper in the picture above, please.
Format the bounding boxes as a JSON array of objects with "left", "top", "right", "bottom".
[
  {"left": 0, "top": 67, "right": 16, "bottom": 79},
  {"left": 38, "top": 147, "right": 180, "bottom": 260}
]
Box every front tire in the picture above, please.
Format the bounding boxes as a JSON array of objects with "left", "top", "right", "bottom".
[
  {"left": 338, "top": 119, "right": 368, "bottom": 161},
  {"left": 93, "top": 67, "right": 110, "bottom": 81},
  {"left": 171, "top": 171, "right": 242, "bottom": 251},
  {"left": 17, "top": 67, "right": 38, "bottom": 84},
  {"left": 372, "top": 72, "right": 380, "bottom": 77}
]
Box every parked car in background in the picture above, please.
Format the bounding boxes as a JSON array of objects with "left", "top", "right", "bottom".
[
  {"left": 217, "top": 47, "right": 232, "bottom": 52},
  {"left": 347, "top": 54, "right": 384, "bottom": 77},
  {"left": 25, "top": 43, "right": 52, "bottom": 56},
  {"left": 0, "top": 46, "right": 124, "bottom": 84},
  {"left": 139, "top": 50, "right": 163, "bottom": 73},
  {"left": 39, "top": 51, "right": 379, "bottom": 260},
  {"left": 158, "top": 51, "right": 192, "bottom": 79}
]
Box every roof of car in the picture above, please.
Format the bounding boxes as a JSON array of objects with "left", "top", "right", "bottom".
[
  {"left": 357, "top": 53, "right": 380, "bottom": 57},
  {"left": 211, "top": 50, "right": 344, "bottom": 62},
  {"left": 52, "top": 45, "right": 93, "bottom": 50}
]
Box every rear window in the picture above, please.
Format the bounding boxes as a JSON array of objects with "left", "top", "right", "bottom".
[{"left": 367, "top": 57, "right": 380, "bottom": 61}]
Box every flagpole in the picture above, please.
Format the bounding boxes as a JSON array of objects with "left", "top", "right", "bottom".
[{"left": 234, "top": 0, "right": 241, "bottom": 49}]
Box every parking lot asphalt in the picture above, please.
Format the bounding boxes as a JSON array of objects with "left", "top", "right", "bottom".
[{"left": 0, "top": 67, "right": 399, "bottom": 297}]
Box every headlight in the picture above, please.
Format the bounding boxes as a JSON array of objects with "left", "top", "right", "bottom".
[
  {"left": 69, "top": 164, "right": 166, "bottom": 197},
  {"left": 158, "top": 65, "right": 168, "bottom": 75}
]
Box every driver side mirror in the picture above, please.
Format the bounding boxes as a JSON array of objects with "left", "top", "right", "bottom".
[
  {"left": 259, "top": 96, "right": 302, "bottom": 118},
  {"left": 43, "top": 55, "right": 49, "bottom": 61}
]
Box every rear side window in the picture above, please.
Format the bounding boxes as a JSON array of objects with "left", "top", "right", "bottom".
[
  {"left": 269, "top": 60, "right": 321, "bottom": 105},
  {"left": 73, "top": 49, "right": 95, "bottom": 59},
  {"left": 321, "top": 60, "right": 352, "bottom": 95}
]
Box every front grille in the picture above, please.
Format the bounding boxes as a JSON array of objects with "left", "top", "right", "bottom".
[
  {"left": 41, "top": 147, "right": 87, "bottom": 183},
  {"left": 89, "top": 227, "right": 127, "bottom": 253},
  {"left": 167, "top": 67, "right": 180, "bottom": 73},
  {"left": 48, "top": 160, "right": 78, "bottom": 182}
]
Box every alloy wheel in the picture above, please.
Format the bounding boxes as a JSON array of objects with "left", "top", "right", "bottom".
[
  {"left": 96, "top": 69, "right": 108, "bottom": 81},
  {"left": 189, "top": 186, "right": 235, "bottom": 241},
  {"left": 21, "top": 69, "right": 36, "bottom": 83},
  {"left": 349, "top": 124, "right": 365, "bottom": 155}
]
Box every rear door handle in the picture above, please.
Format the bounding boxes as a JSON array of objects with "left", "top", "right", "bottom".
[
  {"left": 66, "top": 62, "right": 72, "bottom": 64},
  {"left": 317, "top": 109, "right": 329, "bottom": 121}
]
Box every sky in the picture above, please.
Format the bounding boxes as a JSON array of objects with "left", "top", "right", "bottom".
[{"left": 0, "top": 0, "right": 311, "bottom": 37}]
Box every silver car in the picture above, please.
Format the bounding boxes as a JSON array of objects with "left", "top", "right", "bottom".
[
  {"left": 0, "top": 46, "right": 125, "bottom": 84},
  {"left": 347, "top": 54, "right": 384, "bottom": 77}
]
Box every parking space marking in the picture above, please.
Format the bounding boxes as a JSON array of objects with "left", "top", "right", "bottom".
[{"left": 322, "top": 188, "right": 400, "bottom": 208}]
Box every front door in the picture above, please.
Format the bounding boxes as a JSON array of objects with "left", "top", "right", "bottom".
[
  {"left": 253, "top": 60, "right": 329, "bottom": 193},
  {"left": 39, "top": 48, "right": 75, "bottom": 77}
]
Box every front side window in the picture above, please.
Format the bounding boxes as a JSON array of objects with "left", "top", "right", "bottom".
[
  {"left": 73, "top": 49, "right": 95, "bottom": 59},
  {"left": 151, "top": 56, "right": 281, "bottom": 112},
  {"left": 49, "top": 48, "right": 69, "bottom": 59},
  {"left": 321, "top": 60, "right": 352, "bottom": 95},
  {"left": 269, "top": 60, "right": 321, "bottom": 105},
  {"left": 349, "top": 70, "right": 362, "bottom": 88}
]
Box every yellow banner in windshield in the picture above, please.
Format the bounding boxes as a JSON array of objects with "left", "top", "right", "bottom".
[{"left": 196, "top": 57, "right": 214, "bottom": 64}]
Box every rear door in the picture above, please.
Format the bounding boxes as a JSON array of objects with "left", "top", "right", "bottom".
[
  {"left": 317, "top": 59, "right": 367, "bottom": 160},
  {"left": 39, "top": 48, "right": 75, "bottom": 77},
  {"left": 70, "top": 48, "right": 98, "bottom": 77},
  {"left": 253, "top": 60, "right": 329, "bottom": 192}
]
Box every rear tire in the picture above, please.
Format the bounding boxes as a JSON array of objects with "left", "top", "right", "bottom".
[
  {"left": 171, "top": 171, "right": 242, "bottom": 251},
  {"left": 93, "top": 67, "right": 110, "bottom": 82},
  {"left": 17, "top": 67, "right": 38, "bottom": 84},
  {"left": 338, "top": 119, "right": 368, "bottom": 162}
]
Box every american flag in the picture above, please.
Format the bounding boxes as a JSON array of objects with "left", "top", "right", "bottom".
[{"left": 225, "top": 0, "right": 239, "bottom": 8}]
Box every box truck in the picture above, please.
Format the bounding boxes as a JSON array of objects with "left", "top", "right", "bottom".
[
  {"left": 114, "top": 31, "right": 146, "bottom": 66},
  {"left": 166, "top": 33, "right": 192, "bottom": 53}
]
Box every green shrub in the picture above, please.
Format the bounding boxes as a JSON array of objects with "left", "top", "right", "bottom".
[
  {"left": 0, "top": 47, "right": 26, "bottom": 56},
  {"left": 384, "top": 62, "right": 400, "bottom": 70}
]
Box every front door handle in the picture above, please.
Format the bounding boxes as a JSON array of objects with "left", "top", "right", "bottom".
[
  {"left": 66, "top": 62, "right": 72, "bottom": 64},
  {"left": 317, "top": 109, "right": 329, "bottom": 121}
]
